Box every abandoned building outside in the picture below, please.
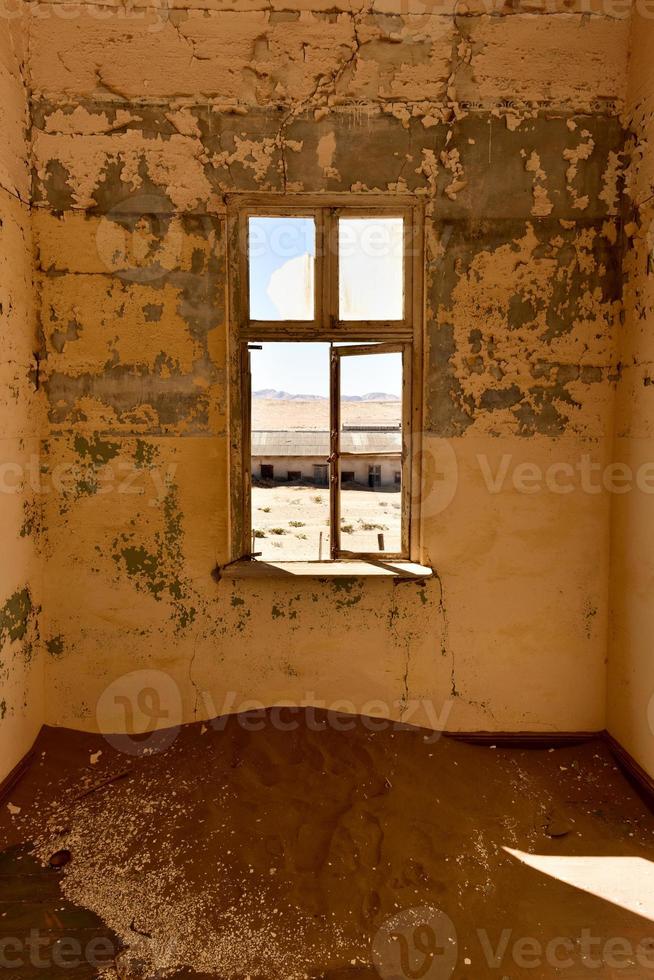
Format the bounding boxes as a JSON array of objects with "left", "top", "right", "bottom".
[{"left": 2, "top": 0, "right": 654, "bottom": 977}]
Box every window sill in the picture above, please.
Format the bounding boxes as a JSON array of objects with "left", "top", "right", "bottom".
[{"left": 218, "top": 559, "right": 433, "bottom": 580}]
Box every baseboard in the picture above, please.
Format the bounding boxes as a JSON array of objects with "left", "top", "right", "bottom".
[
  {"left": 445, "top": 731, "right": 600, "bottom": 748},
  {"left": 447, "top": 729, "right": 654, "bottom": 811},
  {"left": 604, "top": 731, "right": 654, "bottom": 810},
  {"left": 0, "top": 735, "right": 40, "bottom": 805}
]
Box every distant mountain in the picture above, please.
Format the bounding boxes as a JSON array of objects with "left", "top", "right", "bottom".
[
  {"left": 253, "top": 389, "right": 323, "bottom": 401},
  {"left": 253, "top": 389, "right": 400, "bottom": 402},
  {"left": 359, "top": 392, "right": 401, "bottom": 402}
]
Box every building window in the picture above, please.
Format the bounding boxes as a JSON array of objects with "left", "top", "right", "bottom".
[{"left": 228, "top": 196, "right": 423, "bottom": 563}]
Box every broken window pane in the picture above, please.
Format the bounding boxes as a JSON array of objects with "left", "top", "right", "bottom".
[
  {"left": 338, "top": 218, "right": 404, "bottom": 321},
  {"left": 249, "top": 217, "right": 315, "bottom": 321},
  {"left": 250, "top": 342, "right": 330, "bottom": 560}
]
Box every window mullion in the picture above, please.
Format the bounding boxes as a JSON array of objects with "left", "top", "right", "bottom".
[
  {"left": 401, "top": 342, "right": 412, "bottom": 559},
  {"left": 329, "top": 343, "right": 341, "bottom": 559},
  {"left": 326, "top": 207, "right": 338, "bottom": 331},
  {"left": 315, "top": 206, "right": 327, "bottom": 333},
  {"left": 241, "top": 342, "right": 254, "bottom": 558}
]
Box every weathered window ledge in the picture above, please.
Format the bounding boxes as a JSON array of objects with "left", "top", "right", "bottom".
[{"left": 217, "top": 559, "right": 433, "bottom": 580}]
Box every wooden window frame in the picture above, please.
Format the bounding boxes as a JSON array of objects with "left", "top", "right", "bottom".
[
  {"left": 226, "top": 193, "right": 425, "bottom": 565},
  {"left": 330, "top": 342, "right": 411, "bottom": 560}
]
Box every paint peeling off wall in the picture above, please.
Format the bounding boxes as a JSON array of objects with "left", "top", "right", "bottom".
[
  {"left": 35, "top": 210, "right": 227, "bottom": 435},
  {"left": 607, "top": 9, "right": 654, "bottom": 779},
  {"left": 0, "top": 18, "right": 44, "bottom": 781},
  {"left": 21, "top": 0, "right": 628, "bottom": 744},
  {"left": 0, "top": 25, "right": 30, "bottom": 204},
  {"left": 428, "top": 218, "right": 621, "bottom": 439}
]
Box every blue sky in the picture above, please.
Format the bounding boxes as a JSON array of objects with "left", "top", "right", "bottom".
[
  {"left": 249, "top": 216, "right": 315, "bottom": 321},
  {"left": 251, "top": 343, "right": 402, "bottom": 398},
  {"left": 248, "top": 215, "right": 403, "bottom": 396}
]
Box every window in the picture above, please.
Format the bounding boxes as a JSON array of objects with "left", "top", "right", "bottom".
[
  {"left": 228, "top": 196, "right": 423, "bottom": 564},
  {"left": 248, "top": 217, "right": 315, "bottom": 321},
  {"left": 368, "top": 464, "right": 382, "bottom": 489}
]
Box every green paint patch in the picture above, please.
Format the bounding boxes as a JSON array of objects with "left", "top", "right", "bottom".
[
  {"left": 231, "top": 595, "right": 245, "bottom": 607},
  {"left": 0, "top": 699, "right": 6, "bottom": 719},
  {"left": 331, "top": 577, "right": 363, "bottom": 609},
  {"left": 0, "top": 588, "right": 33, "bottom": 647},
  {"left": 271, "top": 604, "right": 284, "bottom": 619},
  {"left": 74, "top": 433, "right": 120, "bottom": 466},
  {"left": 0, "top": 588, "right": 38, "bottom": 662},
  {"left": 142, "top": 303, "right": 163, "bottom": 322},
  {"left": 233, "top": 609, "right": 251, "bottom": 633},
  {"left": 46, "top": 634, "right": 64, "bottom": 657},
  {"left": 175, "top": 604, "right": 196, "bottom": 630},
  {"left": 134, "top": 439, "right": 158, "bottom": 469},
  {"left": 119, "top": 545, "right": 166, "bottom": 598},
  {"left": 19, "top": 502, "right": 40, "bottom": 538},
  {"left": 111, "top": 486, "right": 197, "bottom": 632},
  {"left": 75, "top": 475, "right": 99, "bottom": 497}
]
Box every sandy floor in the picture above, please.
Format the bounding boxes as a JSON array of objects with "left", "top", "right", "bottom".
[
  {"left": 2, "top": 715, "right": 654, "bottom": 979},
  {"left": 252, "top": 485, "right": 402, "bottom": 559}
]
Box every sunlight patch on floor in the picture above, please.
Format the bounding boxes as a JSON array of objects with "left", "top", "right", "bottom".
[{"left": 505, "top": 849, "right": 654, "bottom": 921}]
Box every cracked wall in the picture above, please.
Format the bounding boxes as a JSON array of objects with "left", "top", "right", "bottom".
[
  {"left": 0, "top": 1, "right": 636, "bottom": 765},
  {"left": 0, "top": 17, "right": 44, "bottom": 778},
  {"left": 607, "top": 10, "right": 654, "bottom": 777}
]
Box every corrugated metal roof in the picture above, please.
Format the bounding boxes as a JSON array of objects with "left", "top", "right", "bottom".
[{"left": 251, "top": 430, "right": 401, "bottom": 456}]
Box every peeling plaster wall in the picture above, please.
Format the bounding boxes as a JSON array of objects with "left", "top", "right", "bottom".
[
  {"left": 21, "top": 1, "right": 630, "bottom": 737},
  {"left": 607, "top": 11, "right": 654, "bottom": 777},
  {"left": 0, "top": 19, "right": 44, "bottom": 779}
]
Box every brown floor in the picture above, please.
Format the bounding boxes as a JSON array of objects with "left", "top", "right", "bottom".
[{"left": 1, "top": 712, "right": 653, "bottom": 979}]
